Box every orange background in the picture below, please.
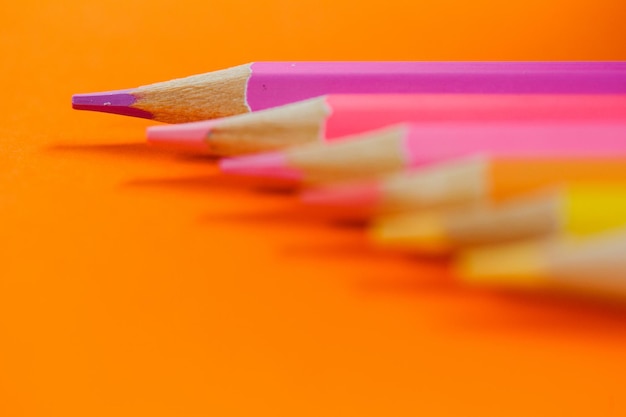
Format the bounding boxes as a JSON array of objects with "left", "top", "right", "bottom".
[{"left": 2, "top": 1, "right": 626, "bottom": 416}]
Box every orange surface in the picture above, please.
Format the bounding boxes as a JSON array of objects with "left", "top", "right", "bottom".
[{"left": 2, "top": 1, "right": 626, "bottom": 416}]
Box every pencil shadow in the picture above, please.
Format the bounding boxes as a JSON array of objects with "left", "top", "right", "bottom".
[
  {"left": 48, "top": 144, "right": 626, "bottom": 334},
  {"left": 176, "top": 153, "right": 222, "bottom": 164},
  {"left": 47, "top": 142, "right": 175, "bottom": 158},
  {"left": 353, "top": 261, "right": 458, "bottom": 294},
  {"left": 458, "top": 289, "right": 626, "bottom": 335},
  {"left": 198, "top": 204, "right": 368, "bottom": 227},
  {"left": 356, "top": 269, "right": 626, "bottom": 334},
  {"left": 125, "top": 173, "right": 299, "bottom": 195},
  {"left": 46, "top": 142, "right": 221, "bottom": 164}
]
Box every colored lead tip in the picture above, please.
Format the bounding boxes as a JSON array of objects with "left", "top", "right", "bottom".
[
  {"left": 147, "top": 121, "right": 217, "bottom": 152},
  {"left": 71, "top": 89, "right": 153, "bottom": 119},
  {"left": 219, "top": 153, "right": 303, "bottom": 180}
]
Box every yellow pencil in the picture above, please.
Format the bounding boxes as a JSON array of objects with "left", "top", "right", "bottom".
[{"left": 455, "top": 228, "right": 626, "bottom": 300}]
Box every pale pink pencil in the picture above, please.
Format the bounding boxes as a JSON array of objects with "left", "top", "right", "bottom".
[
  {"left": 300, "top": 155, "right": 626, "bottom": 214},
  {"left": 146, "top": 94, "right": 626, "bottom": 155},
  {"left": 219, "top": 121, "right": 626, "bottom": 184}
]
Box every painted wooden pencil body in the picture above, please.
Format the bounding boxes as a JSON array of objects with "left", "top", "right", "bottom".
[
  {"left": 72, "top": 61, "right": 626, "bottom": 123},
  {"left": 371, "top": 185, "right": 626, "bottom": 254},
  {"left": 457, "top": 228, "right": 626, "bottom": 299},
  {"left": 219, "top": 122, "right": 626, "bottom": 183},
  {"left": 301, "top": 156, "right": 626, "bottom": 214},
  {"left": 147, "top": 94, "right": 626, "bottom": 154}
]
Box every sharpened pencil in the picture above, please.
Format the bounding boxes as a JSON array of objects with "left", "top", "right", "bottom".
[
  {"left": 300, "top": 156, "right": 626, "bottom": 214},
  {"left": 370, "top": 184, "right": 626, "bottom": 254},
  {"left": 219, "top": 122, "right": 626, "bottom": 183},
  {"left": 72, "top": 61, "right": 626, "bottom": 123},
  {"left": 456, "top": 228, "right": 626, "bottom": 300},
  {"left": 146, "top": 94, "right": 626, "bottom": 154}
]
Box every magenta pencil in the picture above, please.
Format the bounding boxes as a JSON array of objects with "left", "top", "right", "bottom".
[
  {"left": 72, "top": 62, "right": 626, "bottom": 123},
  {"left": 219, "top": 121, "right": 626, "bottom": 184},
  {"left": 146, "top": 94, "right": 626, "bottom": 154}
]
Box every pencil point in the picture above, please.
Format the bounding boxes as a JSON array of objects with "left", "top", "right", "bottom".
[
  {"left": 219, "top": 153, "right": 303, "bottom": 180},
  {"left": 147, "top": 121, "right": 215, "bottom": 152},
  {"left": 301, "top": 182, "right": 382, "bottom": 208},
  {"left": 72, "top": 89, "right": 153, "bottom": 119}
]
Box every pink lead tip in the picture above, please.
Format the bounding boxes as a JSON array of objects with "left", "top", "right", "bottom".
[
  {"left": 219, "top": 152, "right": 303, "bottom": 180},
  {"left": 147, "top": 120, "right": 217, "bottom": 152}
]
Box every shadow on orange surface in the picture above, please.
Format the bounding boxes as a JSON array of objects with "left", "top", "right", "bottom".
[
  {"left": 125, "top": 174, "right": 298, "bottom": 196},
  {"left": 47, "top": 142, "right": 210, "bottom": 163},
  {"left": 43, "top": 137, "right": 626, "bottom": 336},
  {"left": 352, "top": 269, "right": 626, "bottom": 337}
]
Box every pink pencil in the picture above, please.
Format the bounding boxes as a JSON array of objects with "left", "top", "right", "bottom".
[
  {"left": 72, "top": 62, "right": 626, "bottom": 124},
  {"left": 300, "top": 156, "right": 626, "bottom": 215},
  {"left": 147, "top": 94, "right": 626, "bottom": 155},
  {"left": 219, "top": 121, "right": 626, "bottom": 184}
]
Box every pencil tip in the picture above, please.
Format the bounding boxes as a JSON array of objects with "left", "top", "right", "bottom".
[
  {"left": 147, "top": 121, "right": 215, "bottom": 152},
  {"left": 72, "top": 89, "right": 153, "bottom": 119},
  {"left": 219, "top": 153, "right": 303, "bottom": 180}
]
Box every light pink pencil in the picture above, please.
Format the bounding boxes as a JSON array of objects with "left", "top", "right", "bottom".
[
  {"left": 146, "top": 94, "right": 626, "bottom": 155},
  {"left": 219, "top": 121, "right": 626, "bottom": 184}
]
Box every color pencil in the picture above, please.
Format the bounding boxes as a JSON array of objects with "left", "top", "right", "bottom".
[
  {"left": 219, "top": 122, "right": 626, "bottom": 182},
  {"left": 301, "top": 156, "right": 626, "bottom": 214},
  {"left": 370, "top": 184, "right": 626, "bottom": 254},
  {"left": 146, "top": 94, "right": 626, "bottom": 154},
  {"left": 72, "top": 62, "right": 626, "bottom": 123},
  {"left": 456, "top": 229, "right": 626, "bottom": 300}
]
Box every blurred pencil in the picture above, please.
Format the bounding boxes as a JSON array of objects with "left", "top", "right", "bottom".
[
  {"left": 371, "top": 184, "right": 626, "bottom": 254},
  {"left": 301, "top": 156, "right": 626, "bottom": 214},
  {"left": 456, "top": 229, "right": 626, "bottom": 299},
  {"left": 219, "top": 122, "right": 626, "bottom": 181},
  {"left": 146, "top": 94, "right": 626, "bottom": 153},
  {"left": 72, "top": 61, "right": 626, "bottom": 123}
]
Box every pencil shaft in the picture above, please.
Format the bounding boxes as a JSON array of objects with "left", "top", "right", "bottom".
[
  {"left": 490, "top": 159, "right": 626, "bottom": 200},
  {"left": 322, "top": 93, "right": 626, "bottom": 139},
  {"left": 246, "top": 62, "right": 626, "bottom": 110},
  {"left": 404, "top": 123, "right": 626, "bottom": 164}
]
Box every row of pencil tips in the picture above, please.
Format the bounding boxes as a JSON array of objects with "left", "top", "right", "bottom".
[{"left": 72, "top": 61, "right": 626, "bottom": 302}]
